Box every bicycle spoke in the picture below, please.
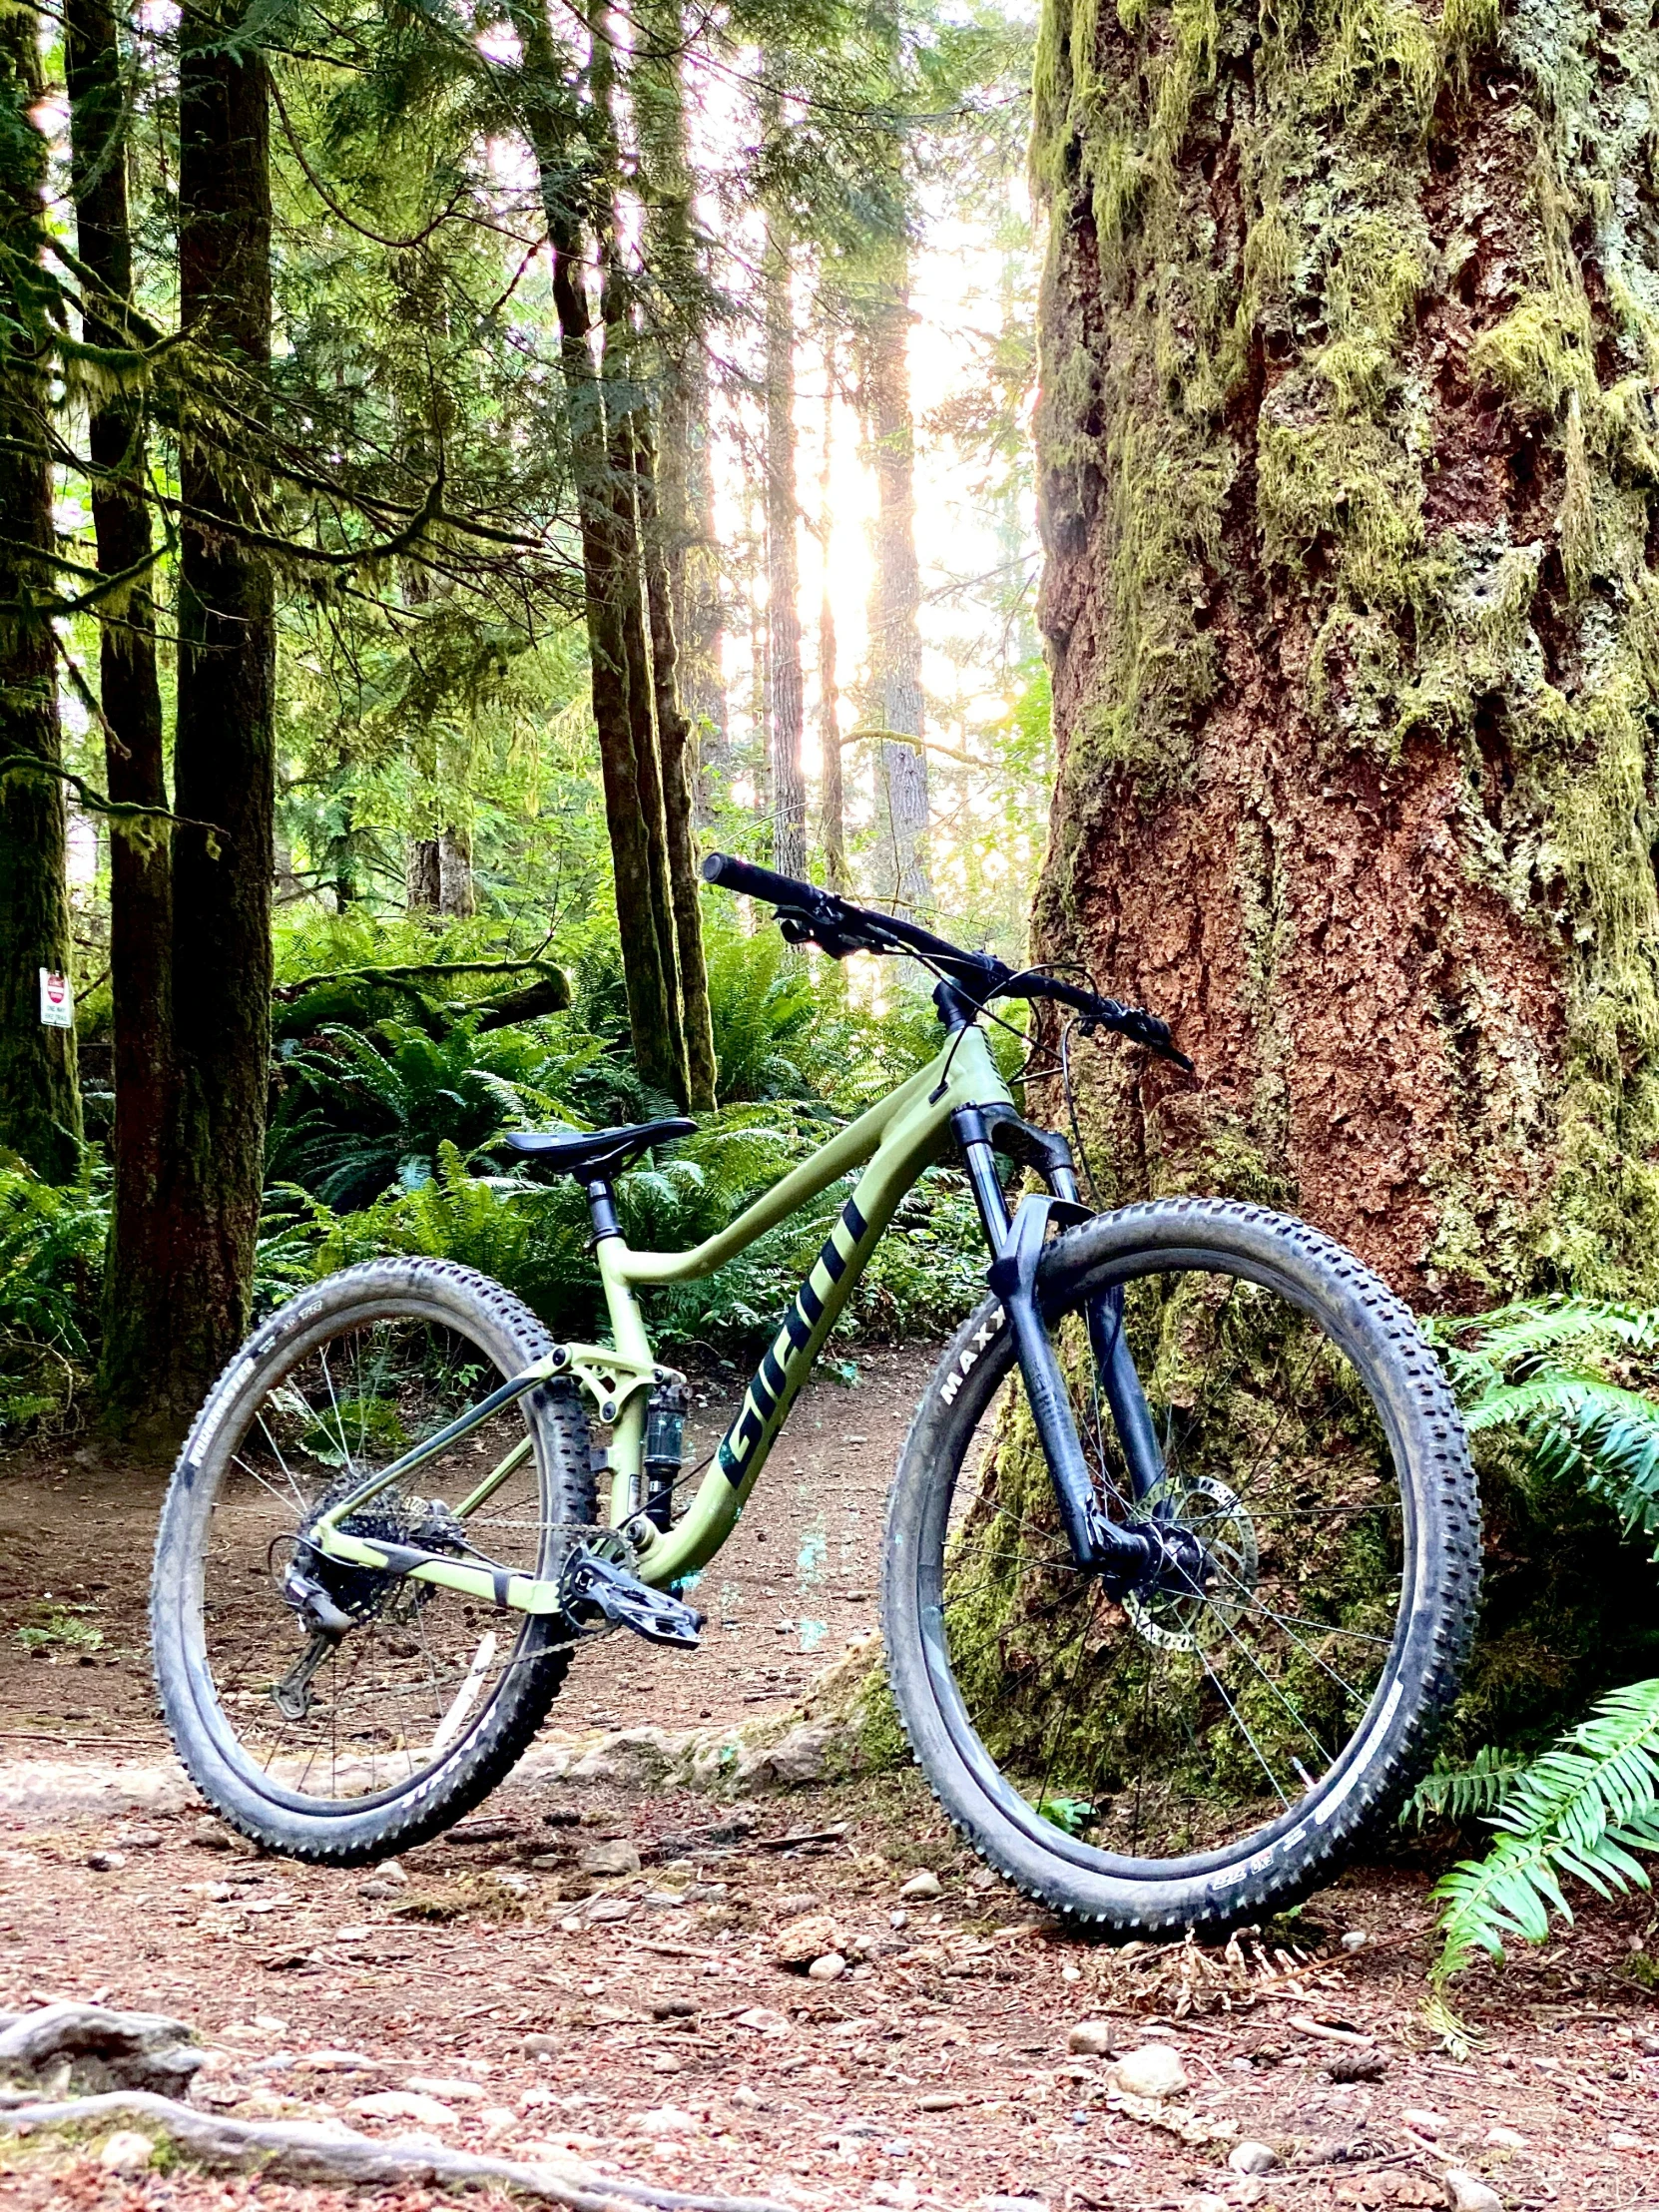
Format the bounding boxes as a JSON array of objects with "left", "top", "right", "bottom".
[{"left": 935, "top": 1254, "right": 1411, "bottom": 1868}]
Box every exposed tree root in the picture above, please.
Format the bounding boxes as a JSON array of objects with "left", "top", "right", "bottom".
[{"left": 0, "top": 2087, "right": 793, "bottom": 2212}]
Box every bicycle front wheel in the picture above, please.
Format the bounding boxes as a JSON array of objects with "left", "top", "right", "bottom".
[
  {"left": 152, "top": 1259, "right": 595, "bottom": 1863},
  {"left": 882, "top": 1199, "right": 1479, "bottom": 1932}
]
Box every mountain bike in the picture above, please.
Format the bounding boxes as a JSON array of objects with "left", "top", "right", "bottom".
[{"left": 152, "top": 854, "right": 1479, "bottom": 1932}]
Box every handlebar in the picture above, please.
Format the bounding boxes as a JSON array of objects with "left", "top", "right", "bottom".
[{"left": 700, "top": 852, "right": 1192, "bottom": 1070}]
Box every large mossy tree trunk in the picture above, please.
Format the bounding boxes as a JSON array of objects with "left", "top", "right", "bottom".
[
  {"left": 105, "top": 3, "right": 276, "bottom": 1439},
  {"left": 0, "top": 9, "right": 83, "bottom": 1182},
  {"left": 66, "top": 0, "right": 175, "bottom": 1398},
  {"left": 1031, "top": 0, "right": 1659, "bottom": 1732}
]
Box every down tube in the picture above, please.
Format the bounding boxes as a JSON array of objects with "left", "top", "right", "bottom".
[{"left": 637, "top": 1180, "right": 895, "bottom": 1587}]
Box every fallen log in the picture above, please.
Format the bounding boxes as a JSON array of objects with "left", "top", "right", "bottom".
[{"left": 0, "top": 2087, "right": 792, "bottom": 2212}]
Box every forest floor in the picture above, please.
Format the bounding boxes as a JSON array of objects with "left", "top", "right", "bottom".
[{"left": 0, "top": 1347, "right": 1656, "bottom": 2212}]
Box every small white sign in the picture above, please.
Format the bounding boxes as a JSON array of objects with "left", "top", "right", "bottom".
[{"left": 39, "top": 968, "right": 72, "bottom": 1030}]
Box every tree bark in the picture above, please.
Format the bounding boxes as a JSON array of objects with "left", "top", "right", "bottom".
[
  {"left": 111, "top": 0, "right": 276, "bottom": 1435},
  {"left": 0, "top": 10, "right": 83, "bottom": 1180},
  {"left": 517, "top": 1, "right": 689, "bottom": 1106},
  {"left": 858, "top": 263, "right": 928, "bottom": 915},
  {"left": 407, "top": 838, "right": 441, "bottom": 910},
  {"left": 765, "top": 218, "right": 807, "bottom": 882},
  {"left": 66, "top": 0, "right": 176, "bottom": 1400},
  {"left": 639, "top": 11, "right": 728, "bottom": 816},
  {"left": 1029, "top": 0, "right": 1659, "bottom": 1734},
  {"left": 817, "top": 377, "right": 847, "bottom": 891},
  {"left": 636, "top": 420, "right": 718, "bottom": 1111}
]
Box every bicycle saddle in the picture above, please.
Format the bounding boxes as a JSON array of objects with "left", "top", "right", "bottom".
[{"left": 499, "top": 1117, "right": 697, "bottom": 1181}]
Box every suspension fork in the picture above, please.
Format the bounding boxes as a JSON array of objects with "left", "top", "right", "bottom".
[{"left": 953, "top": 1106, "right": 1167, "bottom": 1578}]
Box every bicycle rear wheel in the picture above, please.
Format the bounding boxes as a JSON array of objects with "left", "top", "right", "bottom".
[
  {"left": 882, "top": 1199, "right": 1479, "bottom": 1932},
  {"left": 151, "top": 1259, "right": 594, "bottom": 1863}
]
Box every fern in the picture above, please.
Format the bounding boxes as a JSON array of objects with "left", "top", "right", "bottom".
[
  {"left": 1405, "top": 1746, "right": 1532, "bottom": 1828},
  {"left": 1432, "top": 1679, "right": 1659, "bottom": 1978}
]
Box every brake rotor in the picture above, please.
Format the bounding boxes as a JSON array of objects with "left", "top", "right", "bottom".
[{"left": 1123, "top": 1472, "right": 1259, "bottom": 1653}]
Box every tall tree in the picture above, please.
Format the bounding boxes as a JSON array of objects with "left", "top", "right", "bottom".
[
  {"left": 66, "top": 0, "right": 172, "bottom": 1371},
  {"left": 858, "top": 252, "right": 929, "bottom": 915},
  {"left": 105, "top": 0, "right": 276, "bottom": 1434},
  {"left": 0, "top": 8, "right": 83, "bottom": 1180},
  {"left": 639, "top": 8, "right": 729, "bottom": 815},
  {"left": 817, "top": 374, "right": 847, "bottom": 890},
  {"left": 1030, "top": 0, "right": 1659, "bottom": 1309},
  {"left": 515, "top": 0, "right": 693, "bottom": 1106},
  {"left": 764, "top": 209, "right": 807, "bottom": 880}
]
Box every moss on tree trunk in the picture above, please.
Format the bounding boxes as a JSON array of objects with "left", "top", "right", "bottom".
[
  {"left": 1031, "top": 0, "right": 1659, "bottom": 1738},
  {"left": 0, "top": 9, "right": 83, "bottom": 1182}
]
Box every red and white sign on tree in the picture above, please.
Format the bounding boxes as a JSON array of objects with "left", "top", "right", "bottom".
[{"left": 38, "top": 968, "right": 72, "bottom": 1031}]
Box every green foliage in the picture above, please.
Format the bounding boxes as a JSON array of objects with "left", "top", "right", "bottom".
[
  {"left": 1425, "top": 1296, "right": 1659, "bottom": 1975},
  {"left": 1431, "top": 1680, "right": 1659, "bottom": 1979},
  {"left": 268, "top": 1017, "right": 573, "bottom": 1207},
  {"left": 1405, "top": 1745, "right": 1531, "bottom": 1828},
  {"left": 1430, "top": 1297, "right": 1659, "bottom": 1554},
  {"left": 0, "top": 1160, "right": 108, "bottom": 1431},
  {"left": 15, "top": 1601, "right": 104, "bottom": 1655}
]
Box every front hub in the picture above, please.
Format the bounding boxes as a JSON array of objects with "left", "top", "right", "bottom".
[{"left": 1123, "top": 1473, "right": 1259, "bottom": 1653}]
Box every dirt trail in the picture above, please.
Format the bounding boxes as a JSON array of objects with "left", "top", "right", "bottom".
[
  {"left": 1, "top": 1777, "right": 1657, "bottom": 2212},
  {"left": 0, "top": 1342, "right": 939, "bottom": 1758},
  {"left": 1, "top": 1346, "right": 1658, "bottom": 2212}
]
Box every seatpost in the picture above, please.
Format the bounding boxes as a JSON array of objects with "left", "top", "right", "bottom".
[{"left": 585, "top": 1179, "right": 621, "bottom": 1244}]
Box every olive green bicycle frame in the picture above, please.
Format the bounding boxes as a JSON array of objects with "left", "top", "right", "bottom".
[{"left": 307, "top": 1023, "right": 1013, "bottom": 1610}]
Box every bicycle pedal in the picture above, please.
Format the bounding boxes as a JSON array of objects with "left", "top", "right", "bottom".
[{"left": 562, "top": 1548, "right": 705, "bottom": 1649}]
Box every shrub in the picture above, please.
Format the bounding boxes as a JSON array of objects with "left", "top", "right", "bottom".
[
  {"left": 1420, "top": 1298, "right": 1659, "bottom": 1977},
  {"left": 0, "top": 1160, "right": 108, "bottom": 1432}
]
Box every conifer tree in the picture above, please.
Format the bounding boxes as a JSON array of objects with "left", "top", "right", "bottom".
[{"left": 0, "top": 6, "right": 83, "bottom": 1180}]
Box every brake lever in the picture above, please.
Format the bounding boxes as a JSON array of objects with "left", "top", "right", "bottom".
[{"left": 1080, "top": 1008, "right": 1195, "bottom": 1072}]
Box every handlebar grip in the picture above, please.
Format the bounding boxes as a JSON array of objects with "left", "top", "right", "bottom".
[{"left": 701, "top": 852, "right": 822, "bottom": 909}]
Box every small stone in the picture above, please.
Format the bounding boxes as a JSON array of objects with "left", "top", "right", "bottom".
[
  {"left": 522, "top": 2031, "right": 558, "bottom": 2058},
  {"left": 97, "top": 2131, "right": 156, "bottom": 2173},
  {"left": 191, "top": 1817, "right": 234, "bottom": 1850},
  {"left": 899, "top": 1870, "right": 941, "bottom": 1900},
  {"left": 349, "top": 2091, "right": 459, "bottom": 2127},
  {"left": 1482, "top": 2127, "right": 1526, "bottom": 2150},
  {"left": 1609, "top": 2130, "right": 1645, "bottom": 2151},
  {"left": 1443, "top": 2174, "right": 1503, "bottom": 2212},
  {"left": 1341, "top": 1930, "right": 1368, "bottom": 1951},
  {"left": 1106, "top": 2043, "right": 1189, "bottom": 2100},
  {"left": 1229, "top": 2142, "right": 1278, "bottom": 2176},
  {"left": 979, "top": 2196, "right": 1048, "bottom": 2212},
  {"left": 731, "top": 2085, "right": 770, "bottom": 2110},
  {"left": 1636, "top": 2031, "right": 1659, "bottom": 2058},
  {"left": 808, "top": 1951, "right": 846, "bottom": 1981},
  {"left": 118, "top": 1827, "right": 165, "bottom": 1850},
  {"left": 584, "top": 1896, "right": 635, "bottom": 1924},
  {"left": 635, "top": 2105, "right": 697, "bottom": 2138},
  {"left": 918, "top": 2092, "right": 965, "bottom": 2111},
  {"left": 774, "top": 1913, "right": 844, "bottom": 1967},
  {"left": 579, "top": 1839, "right": 641, "bottom": 1878},
  {"left": 1067, "top": 2020, "right": 1115, "bottom": 2057},
  {"left": 405, "top": 2075, "right": 484, "bottom": 2100},
  {"left": 1186, "top": 2196, "right": 1229, "bottom": 2212},
  {"left": 889, "top": 1910, "right": 908, "bottom": 1930},
  {"left": 1405, "top": 2108, "right": 1446, "bottom": 2134},
  {"left": 652, "top": 1996, "right": 699, "bottom": 2020}
]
